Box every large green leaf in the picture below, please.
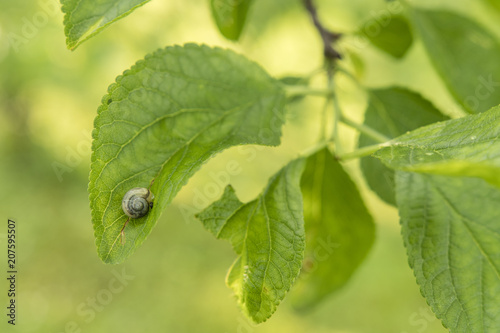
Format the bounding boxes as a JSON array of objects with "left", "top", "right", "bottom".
[
  {"left": 396, "top": 171, "right": 500, "bottom": 332},
  {"left": 359, "top": 87, "right": 447, "bottom": 205},
  {"left": 210, "top": 0, "right": 253, "bottom": 41},
  {"left": 290, "top": 148, "right": 375, "bottom": 309},
  {"left": 410, "top": 9, "right": 500, "bottom": 114},
  {"left": 61, "top": 0, "right": 150, "bottom": 50},
  {"left": 374, "top": 105, "right": 500, "bottom": 187},
  {"left": 196, "top": 158, "right": 306, "bottom": 323},
  {"left": 89, "top": 44, "right": 286, "bottom": 264},
  {"left": 361, "top": 15, "right": 413, "bottom": 58}
]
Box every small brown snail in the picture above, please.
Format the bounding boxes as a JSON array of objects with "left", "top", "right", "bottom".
[{"left": 120, "top": 187, "right": 154, "bottom": 244}]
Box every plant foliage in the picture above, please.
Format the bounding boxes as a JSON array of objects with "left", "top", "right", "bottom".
[{"left": 57, "top": 0, "right": 500, "bottom": 330}]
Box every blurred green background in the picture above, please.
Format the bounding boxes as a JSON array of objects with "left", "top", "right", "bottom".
[{"left": 1, "top": 0, "right": 499, "bottom": 332}]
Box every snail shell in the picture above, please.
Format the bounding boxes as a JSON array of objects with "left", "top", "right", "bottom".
[{"left": 122, "top": 187, "right": 154, "bottom": 219}]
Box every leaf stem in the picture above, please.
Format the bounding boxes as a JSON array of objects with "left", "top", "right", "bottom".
[
  {"left": 336, "top": 143, "right": 388, "bottom": 161},
  {"left": 336, "top": 66, "right": 364, "bottom": 90},
  {"left": 300, "top": 141, "right": 329, "bottom": 158},
  {"left": 330, "top": 67, "right": 390, "bottom": 143},
  {"left": 331, "top": 76, "right": 342, "bottom": 154},
  {"left": 319, "top": 91, "right": 331, "bottom": 142},
  {"left": 305, "top": 66, "right": 327, "bottom": 80},
  {"left": 340, "top": 115, "right": 390, "bottom": 143}
]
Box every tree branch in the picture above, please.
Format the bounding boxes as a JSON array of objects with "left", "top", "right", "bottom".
[{"left": 303, "top": 0, "right": 342, "bottom": 61}]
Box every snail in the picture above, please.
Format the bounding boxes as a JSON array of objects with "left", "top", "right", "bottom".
[
  {"left": 122, "top": 187, "right": 154, "bottom": 218},
  {"left": 120, "top": 187, "right": 154, "bottom": 244}
]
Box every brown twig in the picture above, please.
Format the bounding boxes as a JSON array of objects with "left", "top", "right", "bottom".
[{"left": 303, "top": 0, "right": 342, "bottom": 61}]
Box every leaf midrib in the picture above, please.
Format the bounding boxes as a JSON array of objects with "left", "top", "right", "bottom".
[
  {"left": 384, "top": 138, "right": 500, "bottom": 166},
  {"left": 430, "top": 179, "right": 500, "bottom": 331},
  {"left": 100, "top": 102, "right": 254, "bottom": 261},
  {"left": 68, "top": 0, "right": 149, "bottom": 42},
  {"left": 433, "top": 183, "right": 500, "bottom": 280},
  {"left": 92, "top": 108, "right": 213, "bottom": 186}
]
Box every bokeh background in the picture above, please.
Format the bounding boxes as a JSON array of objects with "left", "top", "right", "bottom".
[{"left": 1, "top": 0, "right": 499, "bottom": 332}]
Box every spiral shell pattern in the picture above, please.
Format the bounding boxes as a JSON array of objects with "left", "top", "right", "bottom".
[{"left": 122, "top": 187, "right": 154, "bottom": 219}]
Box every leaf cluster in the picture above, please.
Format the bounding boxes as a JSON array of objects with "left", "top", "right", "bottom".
[{"left": 60, "top": 0, "right": 500, "bottom": 329}]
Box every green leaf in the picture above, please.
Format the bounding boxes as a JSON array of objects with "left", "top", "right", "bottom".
[
  {"left": 396, "top": 171, "right": 500, "bottom": 332},
  {"left": 374, "top": 105, "right": 500, "bottom": 188},
  {"left": 61, "top": 0, "right": 150, "bottom": 50},
  {"left": 196, "top": 158, "right": 306, "bottom": 323},
  {"left": 359, "top": 87, "right": 448, "bottom": 205},
  {"left": 89, "top": 44, "right": 286, "bottom": 264},
  {"left": 410, "top": 9, "right": 500, "bottom": 114},
  {"left": 210, "top": 0, "right": 253, "bottom": 41},
  {"left": 361, "top": 15, "right": 413, "bottom": 58},
  {"left": 289, "top": 148, "right": 375, "bottom": 309}
]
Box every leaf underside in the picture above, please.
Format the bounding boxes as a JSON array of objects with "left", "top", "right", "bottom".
[
  {"left": 89, "top": 44, "right": 285, "bottom": 264},
  {"left": 374, "top": 105, "right": 500, "bottom": 188},
  {"left": 362, "top": 15, "right": 413, "bottom": 58},
  {"left": 410, "top": 9, "right": 500, "bottom": 114},
  {"left": 396, "top": 172, "right": 500, "bottom": 332},
  {"left": 61, "top": 0, "right": 151, "bottom": 50},
  {"left": 290, "top": 148, "right": 375, "bottom": 309},
  {"left": 359, "top": 87, "right": 448, "bottom": 205},
  {"left": 196, "top": 158, "right": 306, "bottom": 323},
  {"left": 210, "top": 0, "right": 253, "bottom": 41}
]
